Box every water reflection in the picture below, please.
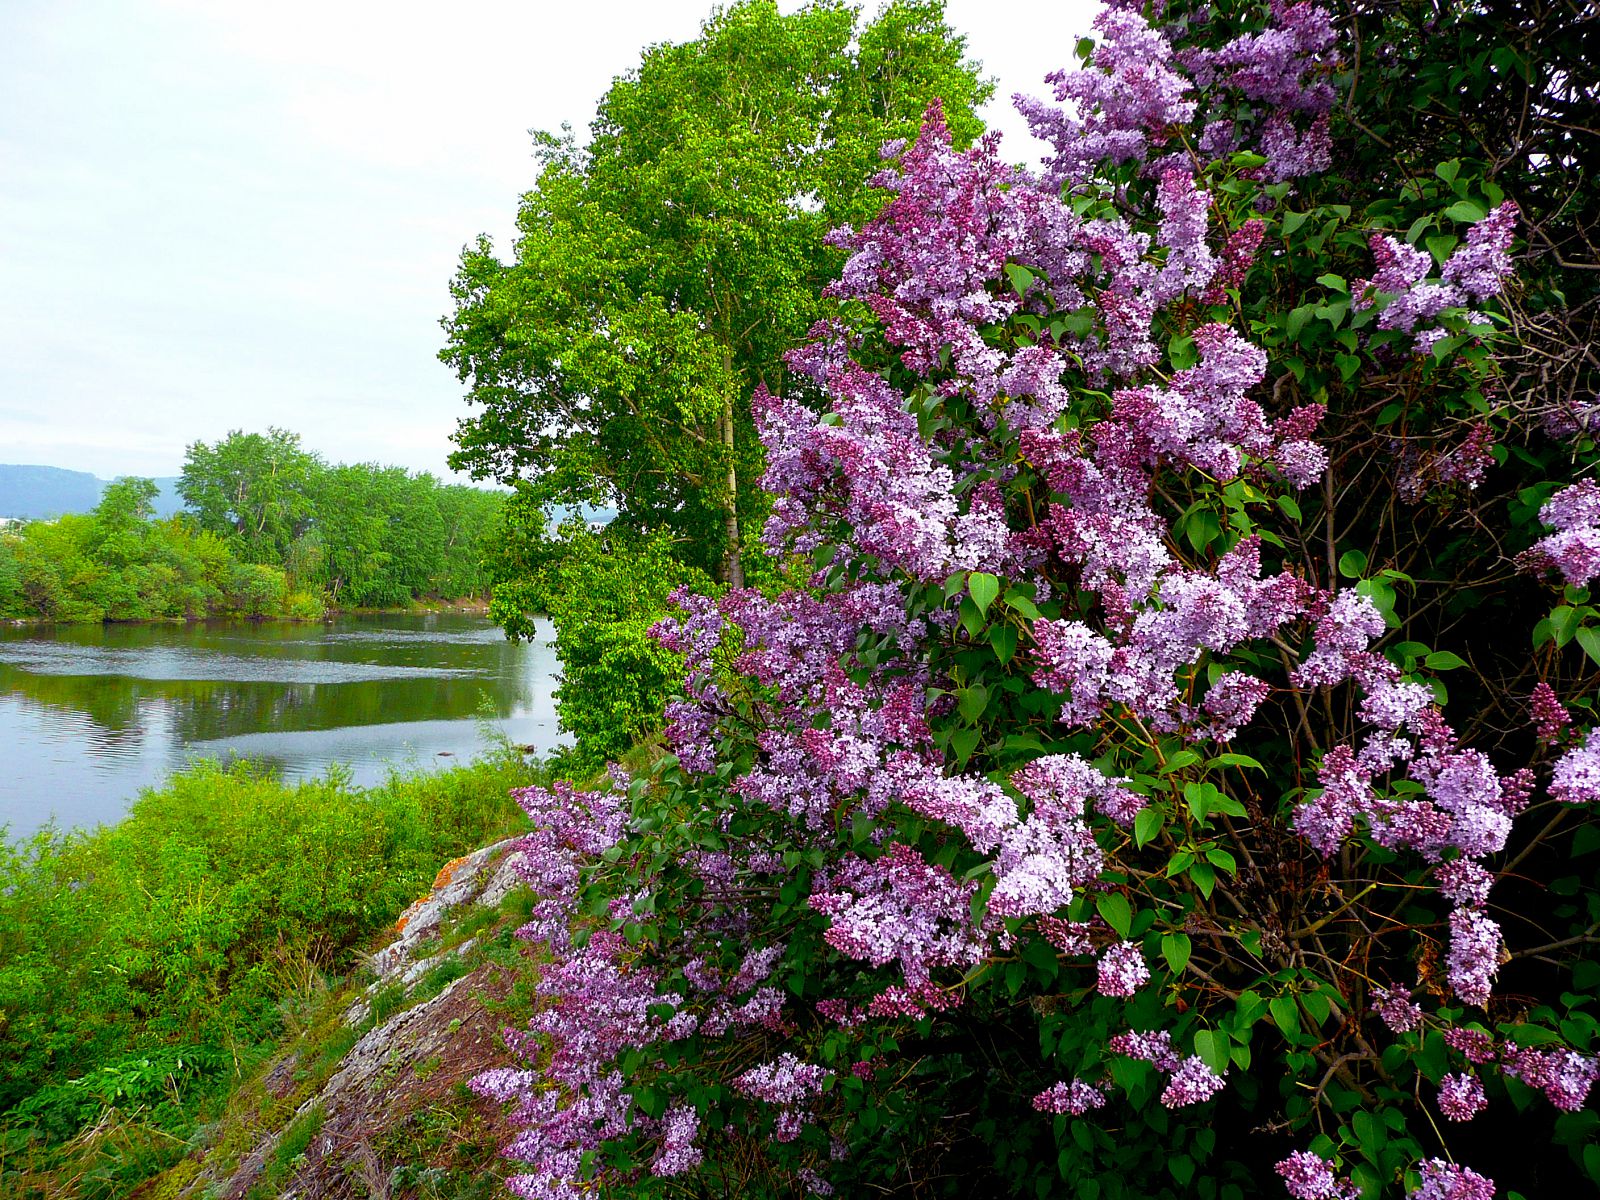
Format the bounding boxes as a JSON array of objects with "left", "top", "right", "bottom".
[{"left": 0, "top": 614, "right": 562, "bottom": 839}]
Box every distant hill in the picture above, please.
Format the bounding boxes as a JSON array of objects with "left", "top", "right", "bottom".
[{"left": 0, "top": 465, "right": 185, "bottom": 521}]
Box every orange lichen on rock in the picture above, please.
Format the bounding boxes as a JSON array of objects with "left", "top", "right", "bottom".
[
  {"left": 394, "top": 853, "right": 475, "bottom": 933},
  {"left": 433, "top": 854, "right": 471, "bottom": 891}
]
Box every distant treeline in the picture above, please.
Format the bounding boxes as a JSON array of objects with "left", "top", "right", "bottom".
[{"left": 0, "top": 429, "right": 503, "bottom": 622}]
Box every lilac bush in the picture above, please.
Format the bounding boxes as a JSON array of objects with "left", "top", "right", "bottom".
[{"left": 471, "top": 2, "right": 1598, "bottom": 1196}]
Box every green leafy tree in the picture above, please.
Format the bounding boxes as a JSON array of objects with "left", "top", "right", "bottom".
[
  {"left": 537, "top": 530, "right": 716, "bottom": 771},
  {"left": 178, "top": 428, "right": 322, "bottom": 565},
  {"left": 442, "top": 0, "right": 990, "bottom": 587}
]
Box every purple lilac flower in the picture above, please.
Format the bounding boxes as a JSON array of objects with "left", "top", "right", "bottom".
[
  {"left": 1437, "top": 1071, "right": 1487, "bottom": 1120},
  {"left": 1294, "top": 744, "right": 1372, "bottom": 857},
  {"left": 1373, "top": 985, "right": 1424, "bottom": 1033},
  {"left": 1435, "top": 860, "right": 1494, "bottom": 908},
  {"left": 1108, "top": 1029, "right": 1180, "bottom": 1071},
  {"left": 985, "top": 753, "right": 1125, "bottom": 917},
  {"left": 1429, "top": 423, "right": 1496, "bottom": 492},
  {"left": 808, "top": 844, "right": 985, "bottom": 987},
  {"left": 1356, "top": 234, "right": 1431, "bottom": 299},
  {"left": 1443, "top": 1028, "right": 1496, "bottom": 1064},
  {"left": 1446, "top": 908, "right": 1504, "bottom": 1007},
  {"left": 1037, "top": 917, "right": 1095, "bottom": 955},
  {"left": 1016, "top": 8, "right": 1196, "bottom": 190},
  {"left": 1409, "top": 1158, "right": 1496, "bottom": 1200},
  {"left": 1351, "top": 205, "right": 1517, "bottom": 353},
  {"left": 1031, "top": 1079, "right": 1107, "bottom": 1114},
  {"left": 1518, "top": 479, "right": 1600, "bottom": 587},
  {"left": 1530, "top": 681, "right": 1571, "bottom": 744},
  {"left": 1499, "top": 1044, "right": 1600, "bottom": 1111},
  {"left": 1097, "top": 941, "right": 1150, "bottom": 996},
  {"left": 1203, "top": 218, "right": 1265, "bottom": 302},
  {"left": 651, "top": 1105, "right": 703, "bottom": 1177},
  {"left": 1442, "top": 202, "right": 1518, "bottom": 300},
  {"left": 734, "top": 1053, "right": 832, "bottom": 1105},
  {"left": 663, "top": 697, "right": 718, "bottom": 775},
  {"left": 1550, "top": 738, "right": 1600, "bottom": 804},
  {"left": 1293, "top": 590, "right": 1386, "bottom": 689},
  {"left": 1160, "top": 1055, "right": 1228, "bottom": 1107},
  {"left": 1202, "top": 671, "right": 1272, "bottom": 741},
  {"left": 1275, "top": 1150, "right": 1358, "bottom": 1200}
]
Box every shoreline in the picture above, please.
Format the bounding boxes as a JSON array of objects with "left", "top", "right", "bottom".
[{"left": 2, "top": 596, "right": 493, "bottom": 629}]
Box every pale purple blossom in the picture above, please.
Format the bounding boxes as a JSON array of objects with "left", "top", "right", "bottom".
[
  {"left": 1437, "top": 1071, "right": 1487, "bottom": 1121},
  {"left": 1446, "top": 908, "right": 1503, "bottom": 1007},
  {"left": 1032, "top": 1079, "right": 1107, "bottom": 1114},
  {"left": 1160, "top": 1056, "right": 1228, "bottom": 1107},
  {"left": 1550, "top": 738, "right": 1600, "bottom": 804},
  {"left": 1499, "top": 1044, "right": 1600, "bottom": 1112},
  {"left": 1530, "top": 681, "right": 1571, "bottom": 744},
  {"left": 1442, "top": 202, "right": 1519, "bottom": 300},
  {"left": 1435, "top": 860, "right": 1494, "bottom": 908},
  {"left": 1372, "top": 985, "right": 1424, "bottom": 1034},
  {"left": 1275, "top": 1150, "right": 1358, "bottom": 1200},
  {"left": 1096, "top": 941, "right": 1150, "bottom": 996},
  {"left": 1108, "top": 1029, "right": 1180, "bottom": 1071},
  {"left": 1443, "top": 1028, "right": 1496, "bottom": 1064},
  {"left": 1409, "top": 1158, "right": 1496, "bottom": 1200},
  {"left": 651, "top": 1105, "right": 703, "bottom": 1177},
  {"left": 734, "top": 1053, "right": 833, "bottom": 1105},
  {"left": 808, "top": 844, "right": 986, "bottom": 987},
  {"left": 1518, "top": 479, "right": 1600, "bottom": 587}
]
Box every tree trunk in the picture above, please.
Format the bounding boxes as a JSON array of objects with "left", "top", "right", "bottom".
[{"left": 720, "top": 383, "right": 744, "bottom": 590}]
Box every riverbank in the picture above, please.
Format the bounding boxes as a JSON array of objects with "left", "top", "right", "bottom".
[
  {"left": 0, "top": 751, "right": 544, "bottom": 1197},
  {"left": 1, "top": 595, "right": 493, "bottom": 630}
]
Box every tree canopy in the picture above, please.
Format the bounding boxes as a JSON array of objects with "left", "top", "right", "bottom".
[{"left": 441, "top": 0, "right": 990, "bottom": 587}]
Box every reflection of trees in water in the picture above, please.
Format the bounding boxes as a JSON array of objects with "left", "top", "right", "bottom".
[{"left": 0, "top": 657, "right": 535, "bottom": 746}]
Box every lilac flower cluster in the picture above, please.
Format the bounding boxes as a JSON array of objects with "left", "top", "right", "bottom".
[
  {"left": 471, "top": 6, "right": 1557, "bottom": 1196},
  {"left": 1019, "top": 1, "right": 1338, "bottom": 188},
  {"left": 1352, "top": 203, "right": 1519, "bottom": 354},
  {"left": 1409, "top": 1158, "right": 1496, "bottom": 1200},
  {"left": 1499, "top": 1044, "right": 1600, "bottom": 1112},
  {"left": 808, "top": 844, "right": 986, "bottom": 989},
  {"left": 1372, "top": 985, "right": 1424, "bottom": 1034},
  {"left": 1443, "top": 1028, "right": 1496, "bottom": 1064},
  {"left": 1095, "top": 941, "right": 1149, "bottom": 997},
  {"left": 1437, "top": 1071, "right": 1487, "bottom": 1121},
  {"left": 734, "top": 1054, "right": 834, "bottom": 1143},
  {"left": 1031, "top": 1079, "right": 1107, "bottom": 1115},
  {"left": 505, "top": 780, "right": 629, "bottom": 949},
  {"left": 1275, "top": 1150, "right": 1358, "bottom": 1200},
  {"left": 1529, "top": 681, "right": 1571, "bottom": 744},
  {"left": 1160, "top": 1055, "right": 1229, "bottom": 1107},
  {"left": 1106, "top": 1029, "right": 1226, "bottom": 1108},
  {"left": 1519, "top": 478, "right": 1600, "bottom": 588}
]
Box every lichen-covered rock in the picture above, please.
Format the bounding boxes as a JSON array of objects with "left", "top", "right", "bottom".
[{"left": 176, "top": 838, "right": 534, "bottom": 1199}]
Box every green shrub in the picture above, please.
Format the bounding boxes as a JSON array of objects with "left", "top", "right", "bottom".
[{"left": 0, "top": 752, "right": 539, "bottom": 1142}]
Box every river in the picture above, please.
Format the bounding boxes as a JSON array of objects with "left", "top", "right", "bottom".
[{"left": 0, "top": 613, "right": 562, "bottom": 841}]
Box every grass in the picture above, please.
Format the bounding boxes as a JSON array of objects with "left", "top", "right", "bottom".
[{"left": 0, "top": 748, "right": 546, "bottom": 1197}]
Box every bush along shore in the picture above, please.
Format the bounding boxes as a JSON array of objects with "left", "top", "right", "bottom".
[
  {"left": 0, "top": 429, "right": 504, "bottom": 624},
  {"left": 0, "top": 749, "right": 547, "bottom": 1198}
]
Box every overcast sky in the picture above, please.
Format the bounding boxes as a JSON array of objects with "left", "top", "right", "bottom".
[{"left": 0, "top": 0, "right": 1098, "bottom": 481}]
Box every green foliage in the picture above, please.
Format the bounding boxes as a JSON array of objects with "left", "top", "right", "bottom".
[
  {"left": 0, "top": 433, "right": 504, "bottom": 623},
  {"left": 532, "top": 531, "right": 718, "bottom": 772},
  {"left": 181, "top": 429, "right": 505, "bottom": 607},
  {"left": 443, "top": 0, "right": 989, "bottom": 587},
  {"left": 178, "top": 427, "right": 320, "bottom": 566},
  {"left": 0, "top": 753, "right": 540, "bottom": 1148},
  {"left": 0, "top": 503, "right": 299, "bottom": 623}
]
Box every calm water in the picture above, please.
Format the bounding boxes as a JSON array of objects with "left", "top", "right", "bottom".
[{"left": 0, "top": 613, "right": 562, "bottom": 840}]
